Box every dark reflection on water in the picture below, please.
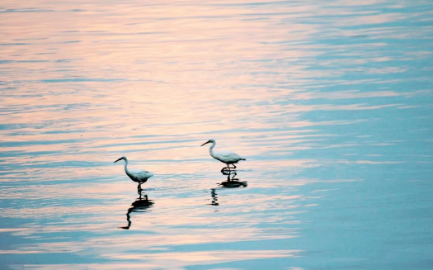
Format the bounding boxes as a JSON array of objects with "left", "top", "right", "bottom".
[
  {"left": 209, "top": 188, "right": 219, "bottom": 206},
  {"left": 119, "top": 192, "right": 154, "bottom": 230},
  {"left": 220, "top": 167, "right": 248, "bottom": 187},
  {"left": 209, "top": 168, "right": 248, "bottom": 206}
]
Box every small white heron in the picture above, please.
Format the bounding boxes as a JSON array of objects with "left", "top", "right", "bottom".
[
  {"left": 201, "top": 139, "right": 246, "bottom": 170},
  {"left": 114, "top": 156, "right": 153, "bottom": 191}
]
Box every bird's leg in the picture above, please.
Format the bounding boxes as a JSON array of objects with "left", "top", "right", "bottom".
[
  {"left": 232, "top": 164, "right": 237, "bottom": 170},
  {"left": 137, "top": 183, "right": 142, "bottom": 197}
]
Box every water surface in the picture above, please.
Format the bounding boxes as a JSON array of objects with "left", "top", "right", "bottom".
[{"left": 1, "top": 0, "right": 433, "bottom": 269}]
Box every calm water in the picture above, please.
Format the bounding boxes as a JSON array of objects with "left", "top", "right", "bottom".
[{"left": 1, "top": 0, "right": 433, "bottom": 269}]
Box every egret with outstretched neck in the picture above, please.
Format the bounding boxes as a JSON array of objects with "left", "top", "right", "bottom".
[
  {"left": 201, "top": 139, "right": 246, "bottom": 171},
  {"left": 114, "top": 156, "right": 153, "bottom": 192}
]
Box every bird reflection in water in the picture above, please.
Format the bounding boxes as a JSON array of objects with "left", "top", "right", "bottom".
[
  {"left": 119, "top": 190, "right": 154, "bottom": 230},
  {"left": 209, "top": 167, "right": 247, "bottom": 206},
  {"left": 209, "top": 188, "right": 219, "bottom": 206},
  {"left": 219, "top": 166, "right": 247, "bottom": 187}
]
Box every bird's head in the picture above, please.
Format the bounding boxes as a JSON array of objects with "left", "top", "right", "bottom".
[
  {"left": 114, "top": 156, "right": 127, "bottom": 163},
  {"left": 201, "top": 139, "right": 215, "bottom": 146}
]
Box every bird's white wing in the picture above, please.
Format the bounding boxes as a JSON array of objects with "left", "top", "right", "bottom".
[
  {"left": 214, "top": 150, "right": 243, "bottom": 162},
  {"left": 129, "top": 169, "right": 154, "bottom": 180},
  {"left": 216, "top": 150, "right": 237, "bottom": 157}
]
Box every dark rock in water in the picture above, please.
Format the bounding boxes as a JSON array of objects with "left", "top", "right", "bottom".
[{"left": 219, "top": 181, "right": 247, "bottom": 188}]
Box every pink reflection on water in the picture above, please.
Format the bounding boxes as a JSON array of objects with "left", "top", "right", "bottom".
[
  {"left": 0, "top": 0, "right": 417, "bottom": 268},
  {"left": 19, "top": 249, "right": 300, "bottom": 269}
]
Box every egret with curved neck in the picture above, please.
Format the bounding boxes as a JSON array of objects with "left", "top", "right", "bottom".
[
  {"left": 114, "top": 156, "right": 154, "bottom": 192},
  {"left": 201, "top": 139, "right": 246, "bottom": 171}
]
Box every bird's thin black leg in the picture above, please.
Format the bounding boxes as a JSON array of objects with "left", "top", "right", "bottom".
[
  {"left": 232, "top": 164, "right": 237, "bottom": 169},
  {"left": 137, "top": 183, "right": 142, "bottom": 196}
]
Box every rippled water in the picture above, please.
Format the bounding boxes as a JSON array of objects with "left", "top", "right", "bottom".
[{"left": 1, "top": 0, "right": 433, "bottom": 269}]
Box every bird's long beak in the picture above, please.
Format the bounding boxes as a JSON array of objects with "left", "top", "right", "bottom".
[
  {"left": 114, "top": 157, "right": 123, "bottom": 163},
  {"left": 201, "top": 140, "right": 211, "bottom": 146}
]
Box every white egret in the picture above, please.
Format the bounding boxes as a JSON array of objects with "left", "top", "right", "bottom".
[
  {"left": 201, "top": 139, "right": 246, "bottom": 170},
  {"left": 114, "top": 156, "right": 153, "bottom": 191}
]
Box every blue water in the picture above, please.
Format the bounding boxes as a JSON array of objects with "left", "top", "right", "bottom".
[{"left": 1, "top": 0, "right": 433, "bottom": 269}]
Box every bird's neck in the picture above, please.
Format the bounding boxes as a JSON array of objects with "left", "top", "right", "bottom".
[
  {"left": 208, "top": 142, "right": 216, "bottom": 155},
  {"left": 123, "top": 159, "right": 130, "bottom": 174}
]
